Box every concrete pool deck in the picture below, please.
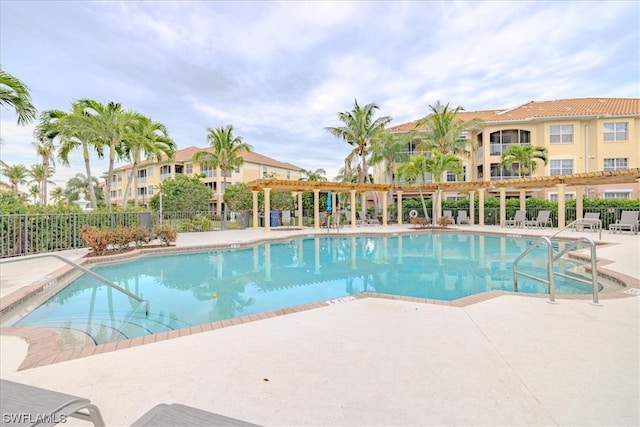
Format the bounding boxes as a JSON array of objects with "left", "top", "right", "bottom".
[{"left": 1, "top": 224, "right": 639, "bottom": 426}]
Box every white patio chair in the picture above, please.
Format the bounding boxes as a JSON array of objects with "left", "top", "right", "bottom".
[
  {"left": 505, "top": 210, "right": 527, "bottom": 228},
  {"left": 609, "top": 211, "right": 639, "bottom": 234}
]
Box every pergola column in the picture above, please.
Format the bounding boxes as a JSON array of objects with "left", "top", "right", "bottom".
[
  {"left": 252, "top": 191, "right": 259, "bottom": 229},
  {"left": 478, "top": 189, "right": 485, "bottom": 226},
  {"left": 575, "top": 186, "right": 584, "bottom": 221},
  {"left": 297, "top": 192, "right": 303, "bottom": 227},
  {"left": 396, "top": 190, "right": 403, "bottom": 225},
  {"left": 499, "top": 187, "right": 506, "bottom": 227},
  {"left": 469, "top": 190, "right": 475, "bottom": 225},
  {"left": 556, "top": 183, "right": 566, "bottom": 228},
  {"left": 360, "top": 192, "right": 367, "bottom": 219},
  {"left": 382, "top": 192, "right": 388, "bottom": 226},
  {"left": 519, "top": 189, "right": 526, "bottom": 211},
  {"left": 350, "top": 190, "right": 357, "bottom": 228},
  {"left": 313, "top": 189, "right": 320, "bottom": 230},
  {"left": 263, "top": 187, "right": 271, "bottom": 232}
]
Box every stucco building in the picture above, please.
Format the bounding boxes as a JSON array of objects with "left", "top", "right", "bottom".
[
  {"left": 382, "top": 97, "right": 640, "bottom": 200},
  {"left": 107, "top": 146, "right": 302, "bottom": 211}
]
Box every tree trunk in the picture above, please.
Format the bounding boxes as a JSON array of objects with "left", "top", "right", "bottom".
[{"left": 83, "top": 143, "right": 98, "bottom": 209}]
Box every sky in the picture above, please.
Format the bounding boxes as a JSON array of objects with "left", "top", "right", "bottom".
[{"left": 1, "top": 0, "right": 639, "bottom": 193}]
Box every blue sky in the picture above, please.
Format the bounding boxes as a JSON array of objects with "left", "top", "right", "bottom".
[{"left": 1, "top": 0, "right": 639, "bottom": 190}]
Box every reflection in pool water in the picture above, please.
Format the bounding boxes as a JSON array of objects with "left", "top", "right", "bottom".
[{"left": 14, "top": 233, "right": 599, "bottom": 345}]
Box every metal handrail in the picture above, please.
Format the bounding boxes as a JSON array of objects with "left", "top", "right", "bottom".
[
  {"left": 553, "top": 237, "right": 599, "bottom": 305},
  {"left": 513, "top": 236, "right": 556, "bottom": 303},
  {"left": 513, "top": 235, "right": 600, "bottom": 305},
  {"left": 1, "top": 253, "right": 149, "bottom": 315}
]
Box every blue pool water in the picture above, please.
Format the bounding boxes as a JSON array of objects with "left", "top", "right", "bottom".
[{"left": 14, "top": 233, "right": 599, "bottom": 344}]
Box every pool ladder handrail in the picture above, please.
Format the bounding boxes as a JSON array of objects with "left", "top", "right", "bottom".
[
  {"left": 512, "top": 235, "right": 599, "bottom": 305},
  {"left": 1, "top": 253, "right": 150, "bottom": 315}
]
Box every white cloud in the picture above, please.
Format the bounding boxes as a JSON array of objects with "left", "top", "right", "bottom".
[{"left": 1, "top": 0, "right": 638, "bottom": 192}]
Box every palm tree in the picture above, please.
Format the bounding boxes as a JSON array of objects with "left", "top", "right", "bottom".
[
  {"left": 50, "top": 186, "right": 66, "bottom": 204},
  {"left": 0, "top": 68, "right": 36, "bottom": 125},
  {"left": 370, "top": 131, "right": 412, "bottom": 185},
  {"left": 77, "top": 99, "right": 132, "bottom": 207},
  {"left": 64, "top": 173, "right": 102, "bottom": 204},
  {"left": 299, "top": 168, "right": 327, "bottom": 182},
  {"left": 193, "top": 125, "right": 253, "bottom": 211},
  {"left": 28, "top": 184, "right": 40, "bottom": 204},
  {"left": 398, "top": 151, "right": 463, "bottom": 225},
  {"left": 2, "top": 164, "right": 28, "bottom": 193},
  {"left": 29, "top": 164, "right": 55, "bottom": 205},
  {"left": 121, "top": 113, "right": 176, "bottom": 207},
  {"left": 32, "top": 140, "right": 56, "bottom": 206},
  {"left": 325, "top": 99, "right": 392, "bottom": 184},
  {"left": 416, "top": 100, "right": 484, "bottom": 160},
  {"left": 397, "top": 155, "right": 432, "bottom": 219},
  {"left": 499, "top": 145, "right": 548, "bottom": 178},
  {"left": 54, "top": 103, "right": 104, "bottom": 209}
]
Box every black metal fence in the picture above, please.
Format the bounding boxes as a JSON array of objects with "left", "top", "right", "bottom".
[{"left": 2, "top": 207, "right": 638, "bottom": 258}]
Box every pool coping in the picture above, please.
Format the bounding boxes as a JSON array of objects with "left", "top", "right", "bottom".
[{"left": 1, "top": 229, "right": 638, "bottom": 371}]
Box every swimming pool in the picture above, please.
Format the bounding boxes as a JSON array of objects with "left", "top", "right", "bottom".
[{"left": 12, "top": 233, "right": 600, "bottom": 345}]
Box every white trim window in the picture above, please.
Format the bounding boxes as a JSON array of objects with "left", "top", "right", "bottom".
[
  {"left": 549, "top": 192, "right": 575, "bottom": 202},
  {"left": 550, "top": 159, "right": 573, "bottom": 176},
  {"left": 186, "top": 163, "right": 193, "bottom": 174},
  {"left": 604, "top": 122, "right": 628, "bottom": 141},
  {"left": 550, "top": 125, "right": 573, "bottom": 144},
  {"left": 604, "top": 190, "right": 631, "bottom": 199},
  {"left": 603, "top": 158, "right": 628, "bottom": 171}
]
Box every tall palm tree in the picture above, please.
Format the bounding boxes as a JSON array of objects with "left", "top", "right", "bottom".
[
  {"left": 32, "top": 140, "right": 56, "bottom": 205},
  {"left": 50, "top": 186, "right": 66, "bottom": 204},
  {"left": 299, "top": 168, "right": 327, "bottom": 182},
  {"left": 370, "top": 131, "right": 412, "bottom": 185},
  {"left": 325, "top": 99, "right": 392, "bottom": 184},
  {"left": 398, "top": 151, "right": 463, "bottom": 225},
  {"left": 121, "top": 113, "right": 176, "bottom": 207},
  {"left": 0, "top": 68, "right": 36, "bottom": 125},
  {"left": 499, "top": 145, "right": 548, "bottom": 178},
  {"left": 193, "top": 125, "right": 253, "bottom": 210},
  {"left": 28, "top": 184, "right": 40, "bottom": 204},
  {"left": 54, "top": 103, "right": 104, "bottom": 209},
  {"left": 28, "top": 164, "right": 55, "bottom": 204},
  {"left": 77, "top": 99, "right": 132, "bottom": 207},
  {"left": 2, "top": 164, "right": 28, "bottom": 194}
]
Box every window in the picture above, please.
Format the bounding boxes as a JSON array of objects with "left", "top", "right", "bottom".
[
  {"left": 148, "top": 186, "right": 154, "bottom": 196},
  {"left": 201, "top": 165, "right": 216, "bottom": 178},
  {"left": 111, "top": 174, "right": 117, "bottom": 184},
  {"left": 262, "top": 167, "right": 268, "bottom": 177},
  {"left": 110, "top": 190, "right": 117, "bottom": 198},
  {"left": 137, "top": 169, "right": 147, "bottom": 183},
  {"left": 550, "top": 159, "right": 573, "bottom": 176},
  {"left": 286, "top": 171, "right": 291, "bottom": 180},
  {"left": 118, "top": 189, "right": 122, "bottom": 198},
  {"left": 160, "top": 165, "right": 171, "bottom": 180},
  {"left": 604, "top": 191, "right": 631, "bottom": 199},
  {"left": 604, "top": 122, "right": 627, "bottom": 141},
  {"left": 549, "top": 193, "right": 575, "bottom": 202},
  {"left": 550, "top": 125, "right": 573, "bottom": 144},
  {"left": 186, "top": 163, "right": 193, "bottom": 174},
  {"left": 604, "top": 158, "right": 628, "bottom": 171},
  {"left": 234, "top": 167, "right": 240, "bottom": 173},
  {"left": 137, "top": 187, "right": 147, "bottom": 196},
  {"left": 147, "top": 167, "right": 153, "bottom": 177}
]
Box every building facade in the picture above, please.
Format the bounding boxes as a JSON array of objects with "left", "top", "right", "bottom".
[
  {"left": 383, "top": 98, "right": 640, "bottom": 200},
  {"left": 107, "top": 146, "right": 302, "bottom": 211}
]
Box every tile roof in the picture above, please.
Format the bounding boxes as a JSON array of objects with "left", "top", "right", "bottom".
[
  {"left": 387, "top": 97, "right": 640, "bottom": 131},
  {"left": 113, "top": 146, "right": 301, "bottom": 172}
]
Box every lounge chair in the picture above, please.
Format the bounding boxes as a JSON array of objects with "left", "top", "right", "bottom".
[
  {"left": 609, "top": 211, "right": 640, "bottom": 234},
  {"left": 505, "top": 210, "right": 527, "bottom": 228},
  {"left": 457, "top": 210, "right": 470, "bottom": 225},
  {"left": 0, "top": 379, "right": 106, "bottom": 427},
  {"left": 367, "top": 212, "right": 380, "bottom": 226},
  {"left": 356, "top": 211, "right": 367, "bottom": 227},
  {"left": 443, "top": 210, "right": 455, "bottom": 225},
  {"left": 525, "top": 210, "right": 552, "bottom": 228},
  {"left": 130, "top": 403, "right": 260, "bottom": 427},
  {"left": 281, "top": 210, "right": 292, "bottom": 229},
  {"left": 573, "top": 212, "right": 601, "bottom": 232}
]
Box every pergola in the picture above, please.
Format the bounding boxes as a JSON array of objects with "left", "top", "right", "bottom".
[{"left": 247, "top": 168, "right": 640, "bottom": 231}]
